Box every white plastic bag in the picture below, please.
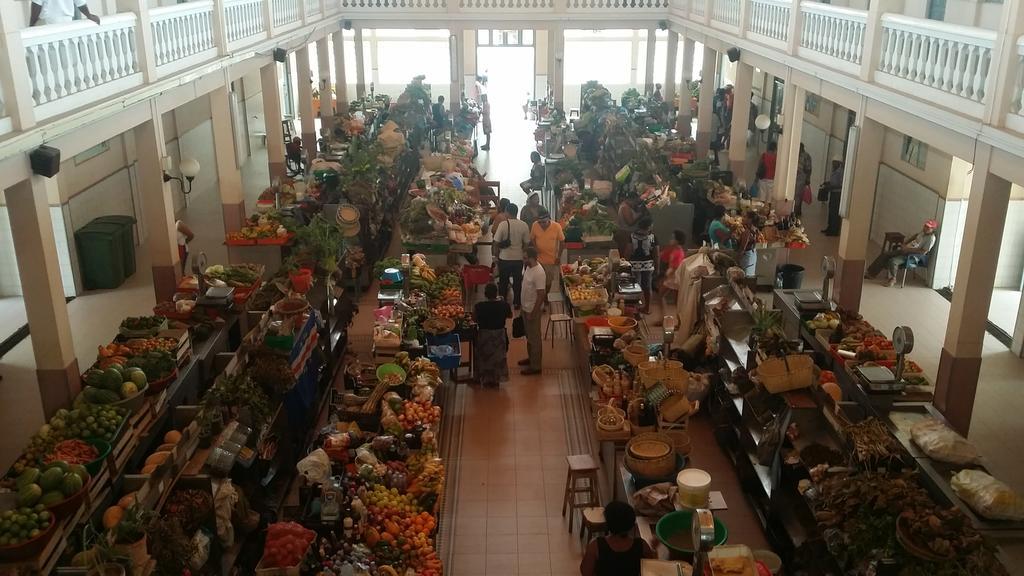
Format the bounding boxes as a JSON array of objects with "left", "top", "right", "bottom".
[
  {"left": 296, "top": 448, "right": 332, "bottom": 486},
  {"left": 951, "top": 469, "right": 1024, "bottom": 521},
  {"left": 910, "top": 418, "right": 981, "bottom": 465}
]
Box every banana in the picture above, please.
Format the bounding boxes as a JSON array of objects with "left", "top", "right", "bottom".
[{"left": 379, "top": 566, "right": 399, "bottom": 576}]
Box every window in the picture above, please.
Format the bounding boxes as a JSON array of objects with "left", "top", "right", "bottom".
[
  {"left": 901, "top": 136, "right": 927, "bottom": 169},
  {"left": 478, "top": 30, "right": 533, "bottom": 46},
  {"left": 565, "top": 41, "right": 633, "bottom": 83},
  {"left": 804, "top": 94, "right": 820, "bottom": 116},
  {"left": 376, "top": 39, "right": 450, "bottom": 84},
  {"left": 478, "top": 29, "right": 490, "bottom": 45}
]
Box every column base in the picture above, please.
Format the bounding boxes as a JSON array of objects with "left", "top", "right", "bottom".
[
  {"left": 727, "top": 159, "right": 746, "bottom": 183},
  {"left": 152, "top": 264, "right": 179, "bottom": 303},
  {"left": 37, "top": 360, "right": 81, "bottom": 417},
  {"left": 302, "top": 132, "right": 317, "bottom": 168},
  {"left": 676, "top": 115, "right": 692, "bottom": 138},
  {"left": 222, "top": 202, "right": 246, "bottom": 235},
  {"left": 835, "top": 257, "right": 864, "bottom": 314},
  {"left": 269, "top": 161, "right": 286, "bottom": 182},
  {"left": 934, "top": 348, "right": 982, "bottom": 435}
]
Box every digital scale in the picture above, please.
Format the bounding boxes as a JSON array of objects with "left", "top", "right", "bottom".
[
  {"left": 795, "top": 256, "right": 836, "bottom": 313},
  {"left": 377, "top": 267, "right": 404, "bottom": 307},
  {"left": 853, "top": 326, "right": 914, "bottom": 393}
]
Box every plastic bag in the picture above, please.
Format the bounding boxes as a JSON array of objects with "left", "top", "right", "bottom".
[
  {"left": 951, "top": 469, "right": 1024, "bottom": 521},
  {"left": 296, "top": 448, "right": 331, "bottom": 486},
  {"left": 910, "top": 418, "right": 981, "bottom": 465},
  {"left": 631, "top": 482, "right": 678, "bottom": 517},
  {"left": 214, "top": 480, "right": 238, "bottom": 546}
]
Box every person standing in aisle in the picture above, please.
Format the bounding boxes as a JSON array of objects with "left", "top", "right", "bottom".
[
  {"left": 493, "top": 203, "right": 530, "bottom": 309},
  {"left": 176, "top": 220, "right": 194, "bottom": 275},
  {"left": 821, "top": 157, "right": 844, "bottom": 236},
  {"left": 480, "top": 94, "right": 492, "bottom": 151},
  {"left": 795, "top": 143, "right": 812, "bottom": 218},
  {"left": 530, "top": 209, "right": 565, "bottom": 296},
  {"left": 30, "top": 0, "right": 100, "bottom": 25},
  {"left": 629, "top": 218, "right": 658, "bottom": 315},
  {"left": 520, "top": 191, "right": 544, "bottom": 230},
  {"left": 473, "top": 283, "right": 512, "bottom": 387},
  {"left": 518, "top": 247, "right": 546, "bottom": 375}
]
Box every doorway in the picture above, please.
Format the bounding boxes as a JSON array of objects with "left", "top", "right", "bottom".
[{"left": 476, "top": 30, "right": 536, "bottom": 123}]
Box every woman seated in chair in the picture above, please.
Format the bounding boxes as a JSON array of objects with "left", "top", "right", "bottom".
[
  {"left": 579, "top": 501, "right": 655, "bottom": 576},
  {"left": 865, "top": 219, "right": 938, "bottom": 287}
]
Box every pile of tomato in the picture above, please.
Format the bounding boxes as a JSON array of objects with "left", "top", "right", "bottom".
[{"left": 262, "top": 521, "right": 316, "bottom": 569}]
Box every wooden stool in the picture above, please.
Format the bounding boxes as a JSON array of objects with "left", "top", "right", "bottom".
[
  {"left": 562, "top": 454, "right": 601, "bottom": 534},
  {"left": 580, "top": 507, "right": 607, "bottom": 543},
  {"left": 546, "top": 292, "right": 566, "bottom": 314},
  {"left": 546, "top": 313, "right": 574, "bottom": 347}
]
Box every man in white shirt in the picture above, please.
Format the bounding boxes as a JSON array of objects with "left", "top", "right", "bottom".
[
  {"left": 31, "top": 0, "right": 101, "bottom": 26},
  {"left": 518, "top": 247, "right": 546, "bottom": 375},
  {"left": 493, "top": 203, "right": 531, "bottom": 309}
]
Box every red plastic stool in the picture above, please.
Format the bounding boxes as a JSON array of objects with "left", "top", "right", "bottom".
[{"left": 461, "top": 265, "right": 493, "bottom": 304}]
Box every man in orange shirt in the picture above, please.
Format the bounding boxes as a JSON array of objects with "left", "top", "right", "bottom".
[{"left": 530, "top": 209, "right": 565, "bottom": 296}]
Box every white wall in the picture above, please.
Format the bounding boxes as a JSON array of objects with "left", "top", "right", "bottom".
[{"left": 0, "top": 206, "right": 76, "bottom": 297}]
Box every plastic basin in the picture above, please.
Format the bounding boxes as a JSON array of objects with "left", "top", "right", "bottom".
[
  {"left": 83, "top": 439, "right": 112, "bottom": 476},
  {"left": 376, "top": 363, "right": 407, "bottom": 384},
  {"left": 655, "top": 510, "right": 728, "bottom": 557}
]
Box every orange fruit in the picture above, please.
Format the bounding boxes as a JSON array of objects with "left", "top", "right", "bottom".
[
  {"left": 163, "top": 430, "right": 182, "bottom": 445},
  {"left": 102, "top": 506, "right": 124, "bottom": 529}
]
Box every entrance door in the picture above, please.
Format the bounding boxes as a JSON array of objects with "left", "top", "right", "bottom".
[{"left": 476, "top": 30, "right": 536, "bottom": 119}]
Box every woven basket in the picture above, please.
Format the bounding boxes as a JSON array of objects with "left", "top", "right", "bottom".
[
  {"left": 623, "top": 344, "right": 649, "bottom": 366},
  {"left": 663, "top": 430, "right": 692, "bottom": 456},
  {"left": 639, "top": 360, "right": 688, "bottom": 391},
  {"left": 659, "top": 394, "right": 695, "bottom": 422},
  {"left": 625, "top": 432, "right": 677, "bottom": 478},
  {"left": 597, "top": 404, "right": 626, "bottom": 420},
  {"left": 757, "top": 354, "right": 815, "bottom": 393},
  {"left": 591, "top": 365, "right": 617, "bottom": 388}
]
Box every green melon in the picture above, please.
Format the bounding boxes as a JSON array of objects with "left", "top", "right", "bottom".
[
  {"left": 38, "top": 467, "right": 64, "bottom": 492},
  {"left": 15, "top": 468, "right": 40, "bottom": 490},
  {"left": 102, "top": 369, "right": 124, "bottom": 390},
  {"left": 39, "top": 491, "right": 64, "bottom": 507},
  {"left": 67, "top": 464, "right": 88, "bottom": 479},
  {"left": 17, "top": 484, "right": 42, "bottom": 507},
  {"left": 61, "top": 472, "right": 84, "bottom": 496}
]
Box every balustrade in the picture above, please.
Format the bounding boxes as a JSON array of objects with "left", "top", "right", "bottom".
[
  {"left": 225, "top": 0, "right": 267, "bottom": 44},
  {"left": 877, "top": 15, "right": 994, "bottom": 106},
  {"left": 800, "top": 3, "right": 867, "bottom": 66},
  {"left": 21, "top": 16, "right": 141, "bottom": 119},
  {"left": 151, "top": 2, "right": 216, "bottom": 70},
  {"left": 747, "top": 0, "right": 789, "bottom": 44},
  {"left": 272, "top": 0, "right": 301, "bottom": 27},
  {"left": 711, "top": 0, "right": 739, "bottom": 28},
  {"left": 462, "top": 0, "right": 552, "bottom": 9},
  {"left": 306, "top": 0, "right": 321, "bottom": 17}
]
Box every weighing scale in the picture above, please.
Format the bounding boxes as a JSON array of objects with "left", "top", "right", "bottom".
[
  {"left": 794, "top": 256, "right": 836, "bottom": 313},
  {"left": 853, "top": 326, "right": 914, "bottom": 393},
  {"left": 192, "top": 253, "right": 236, "bottom": 307},
  {"left": 690, "top": 509, "right": 717, "bottom": 576},
  {"left": 377, "top": 267, "right": 404, "bottom": 307}
]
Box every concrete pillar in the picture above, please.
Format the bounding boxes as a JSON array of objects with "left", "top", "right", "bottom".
[
  {"left": 296, "top": 45, "right": 316, "bottom": 165},
  {"left": 332, "top": 30, "right": 349, "bottom": 115},
  {"left": 695, "top": 46, "right": 718, "bottom": 158},
  {"left": 210, "top": 84, "right": 245, "bottom": 234},
  {"left": 935, "top": 143, "right": 1011, "bottom": 435},
  {"left": 549, "top": 25, "right": 565, "bottom": 109},
  {"left": 677, "top": 38, "right": 695, "bottom": 137},
  {"left": 728, "top": 62, "right": 754, "bottom": 182},
  {"left": 4, "top": 176, "right": 79, "bottom": 417},
  {"left": 860, "top": 0, "right": 904, "bottom": 83},
  {"left": 450, "top": 27, "right": 465, "bottom": 114},
  {"left": 316, "top": 37, "right": 333, "bottom": 131},
  {"left": 0, "top": 3, "right": 37, "bottom": 131},
  {"left": 644, "top": 29, "right": 657, "bottom": 95},
  {"left": 134, "top": 103, "right": 180, "bottom": 302},
  {"left": 836, "top": 114, "right": 883, "bottom": 313},
  {"left": 211, "top": 0, "right": 229, "bottom": 56},
  {"left": 354, "top": 28, "right": 366, "bottom": 98},
  {"left": 983, "top": 0, "right": 1024, "bottom": 126},
  {"left": 774, "top": 82, "right": 803, "bottom": 205},
  {"left": 262, "top": 62, "right": 286, "bottom": 181},
  {"left": 664, "top": 30, "right": 679, "bottom": 112},
  {"left": 116, "top": 0, "right": 158, "bottom": 82}
]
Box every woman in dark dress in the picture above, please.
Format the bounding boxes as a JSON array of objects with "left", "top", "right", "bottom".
[
  {"left": 473, "top": 283, "right": 511, "bottom": 387},
  {"left": 580, "top": 501, "right": 655, "bottom": 576}
]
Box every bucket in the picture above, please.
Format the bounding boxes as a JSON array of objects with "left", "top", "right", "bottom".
[
  {"left": 289, "top": 269, "right": 313, "bottom": 293},
  {"left": 777, "top": 264, "right": 805, "bottom": 289},
  {"left": 676, "top": 468, "right": 711, "bottom": 508}
]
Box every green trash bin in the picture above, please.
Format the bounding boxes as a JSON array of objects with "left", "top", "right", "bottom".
[
  {"left": 90, "top": 215, "right": 137, "bottom": 277},
  {"left": 75, "top": 222, "right": 126, "bottom": 290}
]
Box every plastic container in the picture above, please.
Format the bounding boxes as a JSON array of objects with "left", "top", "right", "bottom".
[
  {"left": 753, "top": 549, "right": 783, "bottom": 574},
  {"left": 676, "top": 468, "right": 712, "bottom": 508},
  {"left": 376, "top": 363, "right": 407, "bottom": 384},
  {"left": 76, "top": 222, "right": 126, "bottom": 290},
  {"left": 777, "top": 264, "right": 805, "bottom": 289},
  {"left": 84, "top": 438, "right": 112, "bottom": 476},
  {"left": 426, "top": 332, "right": 462, "bottom": 370},
  {"left": 91, "top": 215, "right": 137, "bottom": 277}
]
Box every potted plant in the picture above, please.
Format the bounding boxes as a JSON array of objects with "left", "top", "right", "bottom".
[
  {"left": 72, "top": 524, "right": 127, "bottom": 576},
  {"left": 111, "top": 505, "right": 154, "bottom": 571}
]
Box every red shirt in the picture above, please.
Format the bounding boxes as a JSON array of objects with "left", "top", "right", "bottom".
[
  {"left": 760, "top": 151, "right": 777, "bottom": 180},
  {"left": 659, "top": 245, "right": 685, "bottom": 270}
]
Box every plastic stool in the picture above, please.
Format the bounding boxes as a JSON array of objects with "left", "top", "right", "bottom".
[{"left": 562, "top": 454, "right": 601, "bottom": 535}]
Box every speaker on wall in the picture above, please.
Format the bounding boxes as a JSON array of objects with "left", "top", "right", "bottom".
[
  {"left": 273, "top": 48, "right": 286, "bottom": 63},
  {"left": 727, "top": 47, "right": 741, "bottom": 63},
  {"left": 30, "top": 145, "right": 61, "bottom": 178}
]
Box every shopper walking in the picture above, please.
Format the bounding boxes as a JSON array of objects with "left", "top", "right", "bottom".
[
  {"left": 480, "top": 94, "right": 492, "bottom": 151},
  {"left": 579, "top": 500, "right": 655, "bottom": 576},
  {"left": 530, "top": 209, "right": 565, "bottom": 295},
  {"left": 473, "top": 283, "right": 512, "bottom": 387},
  {"left": 493, "top": 203, "right": 530, "bottom": 308},
  {"left": 518, "top": 247, "right": 546, "bottom": 375},
  {"left": 629, "top": 218, "right": 658, "bottom": 315},
  {"left": 657, "top": 230, "right": 686, "bottom": 314}
]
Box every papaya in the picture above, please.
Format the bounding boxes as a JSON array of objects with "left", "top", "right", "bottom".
[
  {"left": 102, "top": 506, "right": 124, "bottom": 529},
  {"left": 365, "top": 527, "right": 381, "bottom": 547},
  {"left": 39, "top": 467, "right": 65, "bottom": 492},
  {"left": 144, "top": 452, "right": 169, "bottom": 467},
  {"left": 117, "top": 492, "right": 138, "bottom": 509}
]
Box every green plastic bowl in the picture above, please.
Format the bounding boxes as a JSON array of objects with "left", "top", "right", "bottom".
[
  {"left": 655, "top": 510, "right": 728, "bottom": 557},
  {"left": 83, "top": 438, "right": 112, "bottom": 476},
  {"left": 376, "top": 363, "right": 407, "bottom": 384}
]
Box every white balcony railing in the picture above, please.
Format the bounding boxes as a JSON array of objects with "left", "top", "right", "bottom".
[
  {"left": 306, "top": 0, "right": 321, "bottom": 18},
  {"left": 747, "top": 0, "right": 789, "bottom": 45},
  {"left": 799, "top": 3, "right": 867, "bottom": 70},
  {"left": 711, "top": 0, "right": 740, "bottom": 29},
  {"left": 877, "top": 15, "right": 994, "bottom": 110},
  {"left": 464, "top": 0, "right": 552, "bottom": 11},
  {"left": 225, "top": 0, "right": 267, "bottom": 45},
  {"left": 691, "top": 0, "right": 704, "bottom": 18},
  {"left": 568, "top": 0, "right": 666, "bottom": 9},
  {"left": 272, "top": 0, "right": 301, "bottom": 27},
  {"left": 22, "top": 15, "right": 142, "bottom": 121},
  {"left": 151, "top": 2, "right": 217, "bottom": 74}
]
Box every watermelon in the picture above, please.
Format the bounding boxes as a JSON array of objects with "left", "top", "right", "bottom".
[
  {"left": 15, "top": 468, "right": 40, "bottom": 490},
  {"left": 40, "top": 491, "right": 64, "bottom": 507},
  {"left": 101, "top": 369, "right": 124, "bottom": 391},
  {"left": 61, "top": 472, "right": 84, "bottom": 496},
  {"left": 17, "top": 484, "right": 42, "bottom": 507},
  {"left": 83, "top": 369, "right": 107, "bottom": 388},
  {"left": 39, "top": 467, "right": 64, "bottom": 492},
  {"left": 67, "top": 464, "right": 89, "bottom": 479}
]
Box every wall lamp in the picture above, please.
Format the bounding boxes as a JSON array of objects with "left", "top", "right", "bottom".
[
  {"left": 163, "top": 158, "right": 200, "bottom": 195},
  {"left": 754, "top": 113, "right": 771, "bottom": 143}
]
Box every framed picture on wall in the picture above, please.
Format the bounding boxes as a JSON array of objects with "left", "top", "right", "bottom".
[{"left": 804, "top": 94, "right": 820, "bottom": 116}]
